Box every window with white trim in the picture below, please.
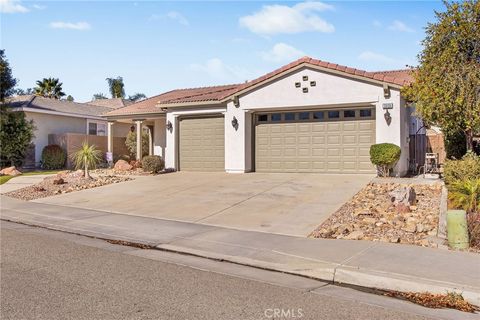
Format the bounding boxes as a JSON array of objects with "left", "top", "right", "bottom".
[{"left": 87, "top": 120, "right": 107, "bottom": 136}]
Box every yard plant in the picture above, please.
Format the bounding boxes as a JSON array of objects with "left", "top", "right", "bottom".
[
  {"left": 443, "top": 151, "right": 480, "bottom": 185},
  {"left": 41, "top": 145, "right": 66, "bottom": 169},
  {"left": 369, "top": 143, "right": 401, "bottom": 177},
  {"left": 70, "top": 142, "right": 102, "bottom": 178},
  {"left": 141, "top": 155, "right": 164, "bottom": 173},
  {"left": 125, "top": 130, "right": 149, "bottom": 158}
]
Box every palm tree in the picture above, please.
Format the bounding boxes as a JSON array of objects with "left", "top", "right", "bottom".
[
  {"left": 34, "top": 77, "right": 66, "bottom": 99},
  {"left": 106, "top": 77, "right": 125, "bottom": 98},
  {"left": 70, "top": 142, "right": 103, "bottom": 179}
]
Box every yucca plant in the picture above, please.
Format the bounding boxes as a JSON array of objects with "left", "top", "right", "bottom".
[
  {"left": 448, "top": 179, "right": 480, "bottom": 213},
  {"left": 70, "top": 142, "right": 103, "bottom": 179}
]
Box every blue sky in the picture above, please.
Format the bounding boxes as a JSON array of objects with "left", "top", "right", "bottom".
[{"left": 2, "top": 0, "right": 443, "bottom": 102}]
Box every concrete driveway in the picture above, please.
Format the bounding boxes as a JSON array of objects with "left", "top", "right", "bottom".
[{"left": 33, "top": 172, "right": 372, "bottom": 236}]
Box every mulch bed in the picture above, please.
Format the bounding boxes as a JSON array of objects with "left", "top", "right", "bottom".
[{"left": 5, "top": 170, "right": 132, "bottom": 201}]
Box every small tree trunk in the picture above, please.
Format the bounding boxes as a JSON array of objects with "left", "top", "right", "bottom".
[
  {"left": 465, "top": 129, "right": 474, "bottom": 151},
  {"left": 84, "top": 159, "right": 89, "bottom": 179}
]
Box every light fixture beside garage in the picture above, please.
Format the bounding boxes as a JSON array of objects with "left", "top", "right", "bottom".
[
  {"left": 166, "top": 120, "right": 173, "bottom": 132},
  {"left": 233, "top": 95, "right": 240, "bottom": 107},
  {"left": 231, "top": 116, "right": 238, "bottom": 130}
]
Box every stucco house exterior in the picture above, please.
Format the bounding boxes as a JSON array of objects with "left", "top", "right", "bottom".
[
  {"left": 104, "top": 57, "right": 415, "bottom": 176},
  {"left": 9, "top": 95, "right": 131, "bottom": 167}
]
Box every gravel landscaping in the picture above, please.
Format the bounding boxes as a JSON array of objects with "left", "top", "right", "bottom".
[
  {"left": 5, "top": 170, "right": 132, "bottom": 201},
  {"left": 311, "top": 182, "right": 443, "bottom": 248}
]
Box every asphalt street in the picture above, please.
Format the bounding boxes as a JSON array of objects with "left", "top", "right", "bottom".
[{"left": 0, "top": 221, "right": 475, "bottom": 320}]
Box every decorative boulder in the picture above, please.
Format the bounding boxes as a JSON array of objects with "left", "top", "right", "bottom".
[
  {"left": 114, "top": 159, "right": 133, "bottom": 171},
  {"left": 53, "top": 178, "right": 65, "bottom": 185},
  {"left": 0, "top": 166, "right": 22, "bottom": 176},
  {"left": 389, "top": 186, "right": 416, "bottom": 206}
]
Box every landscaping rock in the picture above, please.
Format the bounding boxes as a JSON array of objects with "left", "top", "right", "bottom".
[
  {"left": 0, "top": 166, "right": 22, "bottom": 176},
  {"left": 389, "top": 186, "right": 416, "bottom": 206},
  {"left": 345, "top": 230, "right": 364, "bottom": 240},
  {"left": 52, "top": 178, "right": 65, "bottom": 185},
  {"left": 114, "top": 160, "right": 133, "bottom": 171}
]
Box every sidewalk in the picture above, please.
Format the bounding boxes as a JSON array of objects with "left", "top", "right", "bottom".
[
  {"left": 1, "top": 195, "right": 479, "bottom": 305},
  {"left": 0, "top": 174, "right": 54, "bottom": 194}
]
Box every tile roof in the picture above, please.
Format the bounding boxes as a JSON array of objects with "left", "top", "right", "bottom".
[
  {"left": 87, "top": 98, "right": 134, "bottom": 109},
  {"left": 105, "top": 56, "right": 413, "bottom": 118},
  {"left": 9, "top": 95, "right": 113, "bottom": 117}
]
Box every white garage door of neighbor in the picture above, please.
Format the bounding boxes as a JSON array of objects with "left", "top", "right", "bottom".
[
  {"left": 179, "top": 116, "right": 225, "bottom": 172},
  {"left": 255, "top": 108, "right": 376, "bottom": 173}
]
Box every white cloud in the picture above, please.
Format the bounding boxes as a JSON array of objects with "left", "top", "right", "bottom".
[
  {"left": 261, "top": 43, "right": 305, "bottom": 62},
  {"left": 0, "top": 0, "right": 29, "bottom": 13},
  {"left": 49, "top": 21, "right": 91, "bottom": 31},
  {"left": 239, "top": 1, "right": 334, "bottom": 35},
  {"left": 166, "top": 11, "right": 189, "bottom": 26},
  {"left": 190, "top": 58, "right": 252, "bottom": 81},
  {"left": 388, "top": 20, "right": 414, "bottom": 33},
  {"left": 358, "top": 51, "right": 396, "bottom": 64},
  {"left": 32, "top": 4, "right": 46, "bottom": 10}
]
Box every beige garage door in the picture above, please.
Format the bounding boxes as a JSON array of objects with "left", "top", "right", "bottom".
[
  {"left": 255, "top": 109, "right": 376, "bottom": 173},
  {"left": 179, "top": 116, "right": 225, "bottom": 171}
]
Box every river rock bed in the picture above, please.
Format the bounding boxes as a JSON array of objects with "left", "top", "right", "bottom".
[
  {"left": 5, "top": 170, "right": 132, "bottom": 201},
  {"left": 310, "top": 182, "right": 443, "bottom": 247}
]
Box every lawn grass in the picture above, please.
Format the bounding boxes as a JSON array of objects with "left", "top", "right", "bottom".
[
  {"left": 0, "top": 169, "right": 62, "bottom": 185},
  {"left": 0, "top": 175, "right": 14, "bottom": 185}
]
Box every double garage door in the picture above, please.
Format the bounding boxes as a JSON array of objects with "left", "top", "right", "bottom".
[
  {"left": 255, "top": 108, "right": 376, "bottom": 173},
  {"left": 177, "top": 108, "right": 376, "bottom": 173}
]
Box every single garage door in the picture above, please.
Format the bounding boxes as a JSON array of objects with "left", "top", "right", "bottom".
[
  {"left": 255, "top": 108, "right": 375, "bottom": 173},
  {"left": 179, "top": 116, "right": 225, "bottom": 171}
]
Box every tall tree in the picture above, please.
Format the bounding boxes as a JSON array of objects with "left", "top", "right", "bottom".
[
  {"left": 14, "top": 88, "right": 35, "bottom": 96},
  {"left": 106, "top": 77, "right": 125, "bottom": 98},
  {"left": 92, "top": 93, "right": 108, "bottom": 100},
  {"left": 34, "top": 77, "right": 66, "bottom": 99},
  {"left": 128, "top": 93, "right": 146, "bottom": 102},
  {"left": 403, "top": 0, "right": 480, "bottom": 151},
  {"left": 0, "top": 50, "right": 35, "bottom": 167},
  {"left": 0, "top": 49, "right": 17, "bottom": 102}
]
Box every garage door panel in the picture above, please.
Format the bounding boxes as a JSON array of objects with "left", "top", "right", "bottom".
[
  {"left": 255, "top": 110, "right": 375, "bottom": 173},
  {"left": 179, "top": 117, "right": 224, "bottom": 172}
]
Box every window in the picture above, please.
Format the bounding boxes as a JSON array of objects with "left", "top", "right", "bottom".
[
  {"left": 328, "top": 111, "right": 340, "bottom": 119},
  {"left": 88, "top": 121, "right": 107, "bottom": 136},
  {"left": 271, "top": 113, "right": 281, "bottom": 121},
  {"left": 344, "top": 110, "right": 356, "bottom": 118},
  {"left": 299, "top": 112, "right": 310, "bottom": 120},
  {"left": 360, "top": 109, "right": 372, "bottom": 117},
  {"left": 258, "top": 114, "right": 268, "bottom": 122},
  {"left": 313, "top": 111, "right": 324, "bottom": 120},
  {"left": 285, "top": 113, "right": 295, "bottom": 121}
]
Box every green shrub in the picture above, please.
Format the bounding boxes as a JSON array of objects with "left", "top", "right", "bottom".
[
  {"left": 125, "top": 131, "right": 149, "bottom": 158},
  {"left": 444, "top": 130, "right": 467, "bottom": 159},
  {"left": 448, "top": 179, "right": 480, "bottom": 213},
  {"left": 443, "top": 151, "right": 480, "bottom": 185},
  {"left": 41, "top": 144, "right": 66, "bottom": 169},
  {"left": 141, "top": 155, "right": 164, "bottom": 173},
  {"left": 369, "top": 143, "right": 401, "bottom": 177}
]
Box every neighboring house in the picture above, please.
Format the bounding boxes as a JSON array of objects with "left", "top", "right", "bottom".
[
  {"left": 9, "top": 95, "right": 131, "bottom": 167},
  {"left": 104, "top": 56, "right": 415, "bottom": 176},
  {"left": 87, "top": 98, "right": 134, "bottom": 109}
]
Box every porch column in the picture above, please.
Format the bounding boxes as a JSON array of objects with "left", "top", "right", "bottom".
[
  {"left": 135, "top": 120, "right": 143, "bottom": 161},
  {"left": 148, "top": 127, "right": 153, "bottom": 156},
  {"left": 107, "top": 121, "right": 114, "bottom": 154}
]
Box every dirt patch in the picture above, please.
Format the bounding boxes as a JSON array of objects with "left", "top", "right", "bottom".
[
  {"left": 5, "top": 170, "right": 132, "bottom": 201},
  {"left": 384, "top": 291, "right": 479, "bottom": 313},
  {"left": 311, "top": 182, "right": 443, "bottom": 247}
]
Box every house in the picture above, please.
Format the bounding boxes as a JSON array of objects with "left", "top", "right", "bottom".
[
  {"left": 9, "top": 95, "right": 131, "bottom": 168},
  {"left": 104, "top": 57, "right": 414, "bottom": 175},
  {"left": 87, "top": 98, "right": 134, "bottom": 109}
]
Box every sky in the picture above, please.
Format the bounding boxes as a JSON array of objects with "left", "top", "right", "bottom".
[{"left": 1, "top": 0, "right": 444, "bottom": 102}]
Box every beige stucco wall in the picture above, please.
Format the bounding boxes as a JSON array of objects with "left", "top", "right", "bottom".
[{"left": 26, "top": 112, "right": 87, "bottom": 165}]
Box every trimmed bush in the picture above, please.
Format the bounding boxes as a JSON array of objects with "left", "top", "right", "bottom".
[
  {"left": 448, "top": 179, "right": 480, "bottom": 213},
  {"left": 443, "top": 151, "right": 480, "bottom": 185},
  {"left": 41, "top": 144, "right": 66, "bottom": 169},
  {"left": 142, "top": 155, "right": 164, "bottom": 173},
  {"left": 369, "top": 143, "right": 401, "bottom": 177}
]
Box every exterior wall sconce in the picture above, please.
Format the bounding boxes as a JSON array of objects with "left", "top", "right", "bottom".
[
  {"left": 231, "top": 116, "right": 238, "bottom": 130},
  {"left": 383, "top": 84, "right": 391, "bottom": 98},
  {"left": 384, "top": 110, "right": 392, "bottom": 126},
  {"left": 166, "top": 120, "right": 173, "bottom": 131},
  {"left": 233, "top": 96, "right": 240, "bottom": 108}
]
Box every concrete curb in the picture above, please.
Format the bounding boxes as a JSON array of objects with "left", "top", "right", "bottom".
[{"left": 438, "top": 185, "right": 448, "bottom": 240}]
